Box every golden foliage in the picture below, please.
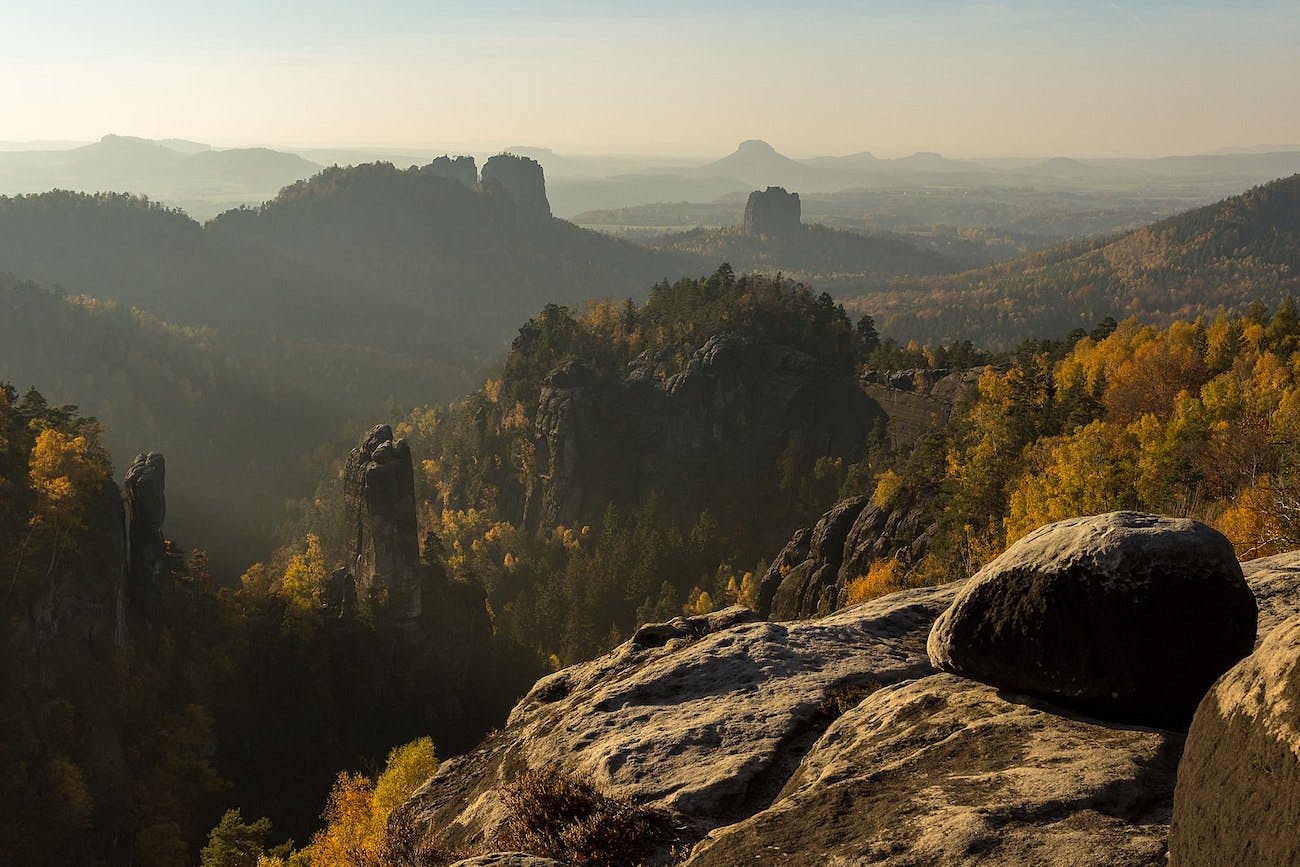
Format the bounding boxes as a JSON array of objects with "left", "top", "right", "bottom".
[
  {"left": 872, "top": 469, "right": 903, "bottom": 509},
  {"left": 844, "top": 559, "right": 904, "bottom": 606},
  {"left": 28, "top": 427, "right": 108, "bottom": 530}
]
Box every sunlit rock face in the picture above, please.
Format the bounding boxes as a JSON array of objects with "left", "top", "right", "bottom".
[
  {"left": 1170, "top": 611, "right": 1300, "bottom": 866},
  {"left": 743, "top": 186, "right": 801, "bottom": 236},
  {"left": 482, "top": 154, "right": 552, "bottom": 221}
]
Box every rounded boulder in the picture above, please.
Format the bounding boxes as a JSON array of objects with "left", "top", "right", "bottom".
[
  {"left": 1169, "top": 614, "right": 1300, "bottom": 865},
  {"left": 926, "top": 512, "right": 1257, "bottom": 727}
]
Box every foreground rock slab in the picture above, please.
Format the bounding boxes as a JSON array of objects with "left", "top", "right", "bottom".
[
  {"left": 394, "top": 549, "right": 1300, "bottom": 865},
  {"left": 392, "top": 585, "right": 960, "bottom": 857},
  {"left": 686, "top": 674, "right": 1180, "bottom": 867},
  {"left": 1169, "top": 612, "right": 1300, "bottom": 866},
  {"left": 928, "top": 512, "right": 1256, "bottom": 727}
]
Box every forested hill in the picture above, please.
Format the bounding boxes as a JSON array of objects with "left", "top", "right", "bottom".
[
  {"left": 853, "top": 173, "right": 1300, "bottom": 345},
  {"left": 652, "top": 222, "right": 955, "bottom": 283},
  {"left": 0, "top": 162, "right": 695, "bottom": 572},
  {"left": 0, "top": 165, "right": 688, "bottom": 364},
  {"left": 288, "top": 268, "right": 888, "bottom": 664}
]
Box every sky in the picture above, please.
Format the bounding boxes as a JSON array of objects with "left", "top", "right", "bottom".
[{"left": 2, "top": 0, "right": 1298, "bottom": 159}]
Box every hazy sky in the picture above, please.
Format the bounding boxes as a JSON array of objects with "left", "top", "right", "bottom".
[{"left": 4, "top": 0, "right": 1298, "bottom": 158}]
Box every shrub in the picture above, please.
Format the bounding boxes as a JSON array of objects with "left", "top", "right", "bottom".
[{"left": 493, "top": 766, "right": 670, "bottom": 866}]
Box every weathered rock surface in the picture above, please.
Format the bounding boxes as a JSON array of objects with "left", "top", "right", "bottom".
[
  {"left": 1169, "top": 612, "right": 1300, "bottom": 866},
  {"left": 124, "top": 451, "right": 167, "bottom": 588},
  {"left": 743, "top": 186, "right": 801, "bottom": 236},
  {"left": 686, "top": 674, "right": 1182, "bottom": 867},
  {"left": 424, "top": 155, "right": 478, "bottom": 187},
  {"left": 760, "top": 486, "right": 932, "bottom": 621},
  {"left": 1237, "top": 549, "right": 1300, "bottom": 639},
  {"left": 344, "top": 424, "right": 423, "bottom": 625},
  {"left": 928, "top": 512, "right": 1257, "bottom": 727},
  {"left": 482, "top": 154, "right": 551, "bottom": 221},
  {"left": 392, "top": 549, "right": 1300, "bottom": 865},
  {"left": 522, "top": 334, "right": 882, "bottom": 532},
  {"left": 390, "top": 585, "right": 960, "bottom": 858}
]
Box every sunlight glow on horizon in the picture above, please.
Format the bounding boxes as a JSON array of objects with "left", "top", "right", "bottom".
[{"left": 3, "top": 0, "right": 1298, "bottom": 158}]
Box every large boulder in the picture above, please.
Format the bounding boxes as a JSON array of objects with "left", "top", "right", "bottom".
[
  {"left": 927, "top": 512, "right": 1258, "bottom": 727},
  {"left": 1168, "top": 613, "right": 1300, "bottom": 865}
]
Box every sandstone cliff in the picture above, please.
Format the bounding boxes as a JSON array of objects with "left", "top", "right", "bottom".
[
  {"left": 520, "top": 334, "right": 883, "bottom": 533},
  {"left": 482, "top": 154, "right": 552, "bottom": 222}
]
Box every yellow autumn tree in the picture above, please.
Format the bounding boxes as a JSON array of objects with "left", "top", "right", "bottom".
[
  {"left": 28, "top": 427, "right": 109, "bottom": 532},
  {"left": 279, "top": 535, "right": 328, "bottom": 612},
  {"left": 295, "top": 737, "right": 438, "bottom": 866}
]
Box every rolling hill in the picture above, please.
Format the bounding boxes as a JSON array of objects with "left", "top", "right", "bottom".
[{"left": 847, "top": 174, "right": 1300, "bottom": 345}]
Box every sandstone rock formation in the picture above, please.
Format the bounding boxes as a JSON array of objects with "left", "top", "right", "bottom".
[
  {"left": 390, "top": 542, "right": 1299, "bottom": 866},
  {"left": 1168, "top": 612, "right": 1300, "bottom": 865},
  {"left": 927, "top": 512, "right": 1258, "bottom": 727},
  {"left": 759, "top": 485, "right": 932, "bottom": 620},
  {"left": 687, "top": 674, "right": 1181, "bottom": 866},
  {"left": 344, "top": 425, "right": 423, "bottom": 626},
  {"left": 522, "top": 335, "right": 881, "bottom": 532},
  {"left": 482, "top": 154, "right": 551, "bottom": 222},
  {"left": 743, "top": 186, "right": 801, "bottom": 236},
  {"left": 390, "top": 586, "right": 957, "bottom": 859},
  {"left": 124, "top": 451, "right": 167, "bottom": 589},
  {"left": 424, "top": 155, "right": 478, "bottom": 187}
]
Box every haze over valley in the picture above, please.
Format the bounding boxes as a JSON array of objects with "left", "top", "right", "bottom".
[{"left": 4, "top": 2, "right": 1300, "bottom": 866}]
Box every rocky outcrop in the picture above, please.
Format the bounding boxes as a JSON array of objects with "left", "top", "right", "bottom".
[
  {"left": 523, "top": 335, "right": 882, "bottom": 532},
  {"left": 390, "top": 549, "right": 1300, "bottom": 866},
  {"left": 482, "top": 154, "right": 551, "bottom": 222},
  {"left": 390, "top": 586, "right": 958, "bottom": 860},
  {"left": 928, "top": 512, "right": 1257, "bottom": 727},
  {"left": 759, "top": 485, "right": 932, "bottom": 620},
  {"left": 743, "top": 186, "right": 801, "bottom": 236},
  {"left": 423, "top": 155, "right": 478, "bottom": 187},
  {"left": 1169, "top": 612, "right": 1300, "bottom": 865},
  {"left": 344, "top": 425, "right": 423, "bottom": 626},
  {"left": 688, "top": 674, "right": 1181, "bottom": 867},
  {"left": 763, "top": 496, "right": 869, "bottom": 619},
  {"left": 124, "top": 451, "right": 167, "bottom": 590}
]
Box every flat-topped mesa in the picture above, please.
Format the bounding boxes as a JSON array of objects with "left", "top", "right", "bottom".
[
  {"left": 421, "top": 154, "right": 477, "bottom": 187},
  {"left": 743, "top": 186, "right": 801, "bottom": 236},
  {"left": 124, "top": 451, "right": 167, "bottom": 590},
  {"left": 343, "top": 424, "right": 423, "bottom": 626},
  {"left": 481, "top": 153, "right": 552, "bottom": 221}
]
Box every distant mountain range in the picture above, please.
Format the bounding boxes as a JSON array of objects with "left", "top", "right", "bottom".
[
  {"left": 5, "top": 134, "right": 1300, "bottom": 220},
  {"left": 846, "top": 173, "right": 1300, "bottom": 345},
  {"left": 0, "top": 135, "right": 320, "bottom": 219}
]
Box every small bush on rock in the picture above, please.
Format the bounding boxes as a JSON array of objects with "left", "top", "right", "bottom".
[{"left": 495, "top": 766, "right": 671, "bottom": 865}]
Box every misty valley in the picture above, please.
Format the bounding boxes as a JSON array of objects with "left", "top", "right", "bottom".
[{"left": 4, "top": 3, "right": 1300, "bottom": 864}]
